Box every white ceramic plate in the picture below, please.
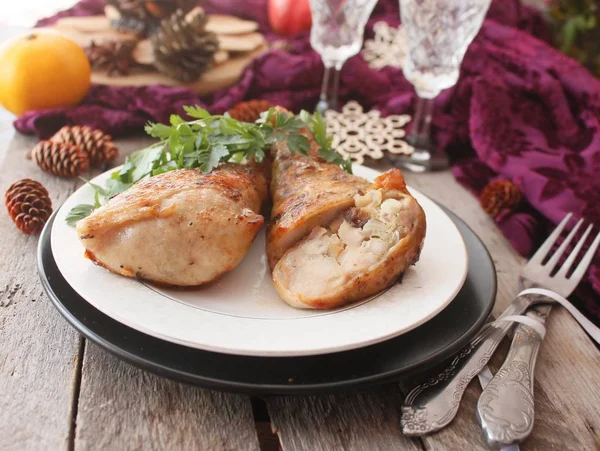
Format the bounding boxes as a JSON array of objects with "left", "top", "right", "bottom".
[{"left": 51, "top": 165, "right": 468, "bottom": 356}]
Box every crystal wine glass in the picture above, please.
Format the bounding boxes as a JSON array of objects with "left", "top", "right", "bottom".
[
  {"left": 390, "top": 0, "right": 492, "bottom": 172},
  {"left": 310, "top": 0, "right": 379, "bottom": 113}
]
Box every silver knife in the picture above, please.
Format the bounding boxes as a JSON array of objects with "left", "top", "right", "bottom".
[
  {"left": 477, "top": 367, "right": 520, "bottom": 451},
  {"left": 476, "top": 305, "right": 551, "bottom": 448}
]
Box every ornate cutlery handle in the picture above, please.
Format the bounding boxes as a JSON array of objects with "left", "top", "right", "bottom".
[
  {"left": 401, "top": 294, "right": 535, "bottom": 436},
  {"left": 477, "top": 305, "right": 550, "bottom": 448}
]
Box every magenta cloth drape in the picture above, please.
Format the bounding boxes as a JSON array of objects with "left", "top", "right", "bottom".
[{"left": 19, "top": 0, "right": 600, "bottom": 325}]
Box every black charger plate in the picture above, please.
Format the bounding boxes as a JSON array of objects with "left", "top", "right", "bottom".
[{"left": 38, "top": 208, "right": 496, "bottom": 395}]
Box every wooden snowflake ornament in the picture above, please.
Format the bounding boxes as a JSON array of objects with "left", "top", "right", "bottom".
[
  {"left": 362, "top": 22, "right": 407, "bottom": 70},
  {"left": 325, "top": 101, "right": 412, "bottom": 165}
]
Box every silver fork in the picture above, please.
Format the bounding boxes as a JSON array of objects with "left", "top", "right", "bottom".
[
  {"left": 476, "top": 214, "right": 600, "bottom": 448},
  {"left": 401, "top": 213, "right": 600, "bottom": 436}
]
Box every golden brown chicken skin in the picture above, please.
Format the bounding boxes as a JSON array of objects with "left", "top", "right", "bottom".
[
  {"left": 77, "top": 164, "right": 267, "bottom": 286},
  {"left": 267, "top": 138, "right": 369, "bottom": 269},
  {"left": 267, "top": 127, "right": 426, "bottom": 310}
]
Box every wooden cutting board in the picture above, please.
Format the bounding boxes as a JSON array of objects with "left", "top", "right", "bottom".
[
  {"left": 90, "top": 44, "right": 267, "bottom": 95},
  {"left": 40, "top": 14, "right": 268, "bottom": 95}
]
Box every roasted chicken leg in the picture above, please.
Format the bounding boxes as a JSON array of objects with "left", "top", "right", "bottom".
[
  {"left": 268, "top": 132, "right": 426, "bottom": 310},
  {"left": 77, "top": 164, "right": 267, "bottom": 286}
]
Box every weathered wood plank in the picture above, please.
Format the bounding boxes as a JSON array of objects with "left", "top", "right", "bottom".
[
  {"left": 267, "top": 385, "right": 422, "bottom": 451},
  {"left": 0, "top": 111, "right": 15, "bottom": 164},
  {"left": 530, "top": 309, "right": 600, "bottom": 449},
  {"left": 0, "top": 133, "right": 81, "bottom": 450},
  {"left": 75, "top": 342, "right": 260, "bottom": 451}
]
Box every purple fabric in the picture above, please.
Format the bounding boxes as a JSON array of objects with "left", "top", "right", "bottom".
[{"left": 18, "top": 0, "right": 600, "bottom": 325}]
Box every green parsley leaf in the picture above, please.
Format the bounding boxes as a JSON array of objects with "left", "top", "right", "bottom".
[
  {"left": 129, "top": 144, "right": 165, "bottom": 182},
  {"left": 229, "top": 152, "right": 245, "bottom": 163},
  {"left": 79, "top": 177, "right": 108, "bottom": 197},
  {"left": 114, "top": 160, "right": 134, "bottom": 183},
  {"left": 66, "top": 204, "right": 95, "bottom": 226},
  {"left": 170, "top": 114, "right": 184, "bottom": 126},
  {"left": 93, "top": 190, "right": 102, "bottom": 209},
  {"left": 183, "top": 105, "right": 210, "bottom": 119},
  {"left": 272, "top": 111, "right": 286, "bottom": 128},
  {"left": 309, "top": 111, "right": 328, "bottom": 147},
  {"left": 209, "top": 144, "right": 230, "bottom": 172},
  {"left": 299, "top": 109, "right": 353, "bottom": 173},
  {"left": 279, "top": 114, "right": 306, "bottom": 132},
  {"left": 105, "top": 179, "right": 132, "bottom": 198},
  {"left": 285, "top": 133, "right": 310, "bottom": 155},
  {"left": 318, "top": 148, "right": 353, "bottom": 174},
  {"left": 144, "top": 122, "right": 172, "bottom": 139}
]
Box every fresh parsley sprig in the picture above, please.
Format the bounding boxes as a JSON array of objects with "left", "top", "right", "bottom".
[
  {"left": 299, "top": 110, "right": 353, "bottom": 174},
  {"left": 66, "top": 106, "right": 352, "bottom": 225}
]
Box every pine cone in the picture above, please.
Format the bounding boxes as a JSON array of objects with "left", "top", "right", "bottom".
[
  {"left": 86, "top": 40, "right": 139, "bottom": 76},
  {"left": 151, "top": 8, "right": 219, "bottom": 82},
  {"left": 227, "top": 100, "right": 275, "bottom": 123},
  {"left": 51, "top": 126, "right": 119, "bottom": 168},
  {"left": 106, "top": 0, "right": 197, "bottom": 36},
  {"left": 5, "top": 179, "right": 53, "bottom": 235},
  {"left": 480, "top": 180, "right": 522, "bottom": 218},
  {"left": 31, "top": 141, "right": 90, "bottom": 178}
]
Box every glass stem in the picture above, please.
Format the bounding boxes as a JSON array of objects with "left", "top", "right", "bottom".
[
  {"left": 320, "top": 66, "right": 331, "bottom": 102},
  {"left": 316, "top": 65, "right": 332, "bottom": 114},
  {"left": 330, "top": 66, "right": 341, "bottom": 111},
  {"left": 408, "top": 96, "right": 434, "bottom": 149}
]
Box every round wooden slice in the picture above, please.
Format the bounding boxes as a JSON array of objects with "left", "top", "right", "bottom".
[
  {"left": 54, "top": 16, "right": 112, "bottom": 33},
  {"left": 104, "top": 5, "right": 121, "bottom": 22},
  {"left": 214, "top": 50, "right": 230, "bottom": 64},
  {"left": 218, "top": 32, "right": 265, "bottom": 52},
  {"left": 206, "top": 15, "right": 259, "bottom": 35},
  {"left": 133, "top": 39, "right": 154, "bottom": 65}
]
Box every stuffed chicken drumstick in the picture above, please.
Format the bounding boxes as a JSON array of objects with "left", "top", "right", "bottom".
[
  {"left": 77, "top": 164, "right": 267, "bottom": 286},
  {"left": 268, "top": 126, "right": 426, "bottom": 310}
]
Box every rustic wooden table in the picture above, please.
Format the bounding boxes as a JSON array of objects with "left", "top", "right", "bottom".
[{"left": 1, "top": 126, "right": 600, "bottom": 450}]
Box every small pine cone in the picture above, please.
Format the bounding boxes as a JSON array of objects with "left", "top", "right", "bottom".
[
  {"left": 227, "top": 100, "right": 275, "bottom": 123},
  {"left": 151, "top": 8, "right": 219, "bottom": 82},
  {"left": 86, "top": 39, "right": 138, "bottom": 76},
  {"left": 5, "top": 179, "right": 53, "bottom": 234},
  {"left": 103, "top": 141, "right": 119, "bottom": 163},
  {"left": 480, "top": 180, "right": 522, "bottom": 218},
  {"left": 51, "top": 126, "right": 119, "bottom": 168},
  {"left": 31, "top": 141, "right": 90, "bottom": 178}
]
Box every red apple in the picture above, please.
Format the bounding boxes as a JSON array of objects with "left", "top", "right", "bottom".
[{"left": 268, "top": 0, "right": 312, "bottom": 36}]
